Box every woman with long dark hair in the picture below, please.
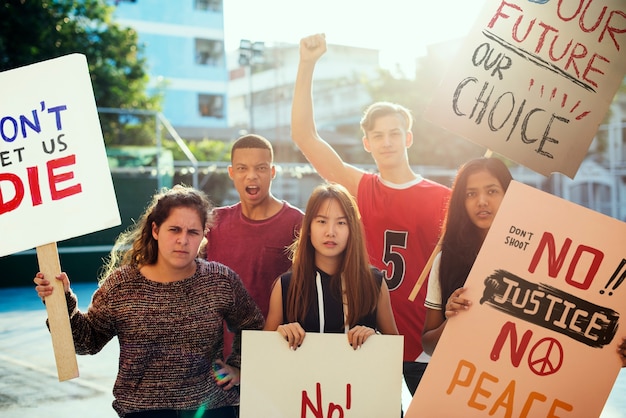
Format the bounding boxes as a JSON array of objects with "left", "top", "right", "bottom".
[
  {"left": 422, "top": 157, "right": 512, "bottom": 355},
  {"left": 264, "top": 182, "right": 398, "bottom": 350}
]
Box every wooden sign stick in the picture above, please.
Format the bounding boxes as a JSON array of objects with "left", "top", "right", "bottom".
[
  {"left": 36, "top": 242, "right": 79, "bottom": 381},
  {"left": 408, "top": 150, "right": 494, "bottom": 302}
]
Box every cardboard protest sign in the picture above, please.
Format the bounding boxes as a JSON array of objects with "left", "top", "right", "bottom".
[
  {"left": 407, "top": 181, "right": 626, "bottom": 417},
  {"left": 240, "top": 331, "right": 403, "bottom": 417},
  {"left": 425, "top": 0, "right": 626, "bottom": 178},
  {"left": 0, "top": 54, "right": 120, "bottom": 381},
  {"left": 0, "top": 53, "right": 120, "bottom": 257}
]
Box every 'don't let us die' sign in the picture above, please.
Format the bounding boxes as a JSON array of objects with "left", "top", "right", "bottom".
[{"left": 0, "top": 54, "right": 120, "bottom": 257}]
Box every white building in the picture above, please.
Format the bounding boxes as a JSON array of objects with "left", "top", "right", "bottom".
[{"left": 227, "top": 41, "right": 380, "bottom": 140}]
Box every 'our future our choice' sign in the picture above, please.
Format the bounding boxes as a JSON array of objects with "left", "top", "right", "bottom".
[
  {"left": 407, "top": 181, "right": 626, "bottom": 417},
  {"left": 425, "top": 0, "right": 626, "bottom": 178},
  {"left": 0, "top": 54, "right": 120, "bottom": 257}
]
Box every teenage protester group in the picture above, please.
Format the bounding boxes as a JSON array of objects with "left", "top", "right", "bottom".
[{"left": 32, "top": 33, "right": 626, "bottom": 418}]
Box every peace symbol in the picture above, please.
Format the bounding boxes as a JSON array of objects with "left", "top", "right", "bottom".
[{"left": 528, "top": 337, "right": 563, "bottom": 376}]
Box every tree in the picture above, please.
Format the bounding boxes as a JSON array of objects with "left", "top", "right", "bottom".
[{"left": 0, "top": 0, "right": 162, "bottom": 145}]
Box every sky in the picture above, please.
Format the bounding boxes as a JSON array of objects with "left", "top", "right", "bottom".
[{"left": 222, "top": 0, "right": 486, "bottom": 75}]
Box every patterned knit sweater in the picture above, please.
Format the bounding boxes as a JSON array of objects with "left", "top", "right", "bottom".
[{"left": 61, "top": 259, "right": 264, "bottom": 417}]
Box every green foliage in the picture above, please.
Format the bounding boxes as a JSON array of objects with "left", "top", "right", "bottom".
[
  {"left": 162, "top": 138, "right": 233, "bottom": 206},
  {"left": 163, "top": 138, "right": 231, "bottom": 163},
  {"left": 0, "top": 0, "right": 162, "bottom": 146}
]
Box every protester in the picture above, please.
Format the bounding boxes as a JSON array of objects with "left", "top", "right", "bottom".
[
  {"left": 291, "top": 33, "right": 450, "bottom": 392},
  {"left": 204, "top": 133, "right": 303, "bottom": 357},
  {"left": 205, "top": 133, "right": 303, "bottom": 318},
  {"left": 34, "top": 185, "right": 264, "bottom": 418},
  {"left": 422, "top": 157, "right": 512, "bottom": 354},
  {"left": 264, "top": 182, "right": 398, "bottom": 350},
  {"left": 421, "top": 157, "right": 626, "bottom": 371}
]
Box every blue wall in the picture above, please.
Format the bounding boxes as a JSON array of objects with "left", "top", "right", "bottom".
[{"left": 113, "top": 0, "right": 229, "bottom": 131}]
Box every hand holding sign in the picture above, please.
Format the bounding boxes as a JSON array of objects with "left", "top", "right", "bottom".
[
  {"left": 35, "top": 243, "right": 78, "bottom": 381},
  {"left": 408, "top": 182, "right": 626, "bottom": 417},
  {"left": 0, "top": 54, "right": 120, "bottom": 380}
]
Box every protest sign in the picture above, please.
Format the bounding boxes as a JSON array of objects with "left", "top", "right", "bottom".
[
  {"left": 0, "top": 54, "right": 121, "bottom": 380},
  {"left": 407, "top": 181, "right": 626, "bottom": 417},
  {"left": 0, "top": 53, "right": 120, "bottom": 256},
  {"left": 425, "top": 0, "right": 626, "bottom": 178},
  {"left": 240, "top": 331, "right": 403, "bottom": 417}
]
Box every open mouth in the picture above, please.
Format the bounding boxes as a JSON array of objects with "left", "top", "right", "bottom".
[{"left": 246, "top": 186, "right": 260, "bottom": 195}]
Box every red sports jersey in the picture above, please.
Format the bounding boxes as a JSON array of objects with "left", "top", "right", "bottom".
[{"left": 357, "top": 173, "right": 450, "bottom": 361}]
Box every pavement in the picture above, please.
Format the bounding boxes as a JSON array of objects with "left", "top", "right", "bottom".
[{"left": 1, "top": 283, "right": 625, "bottom": 418}]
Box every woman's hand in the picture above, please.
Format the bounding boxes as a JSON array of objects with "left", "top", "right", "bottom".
[
  {"left": 212, "top": 359, "right": 240, "bottom": 390},
  {"left": 277, "top": 322, "right": 306, "bottom": 350},
  {"left": 445, "top": 287, "right": 471, "bottom": 319},
  {"left": 33, "top": 272, "right": 70, "bottom": 301},
  {"left": 618, "top": 337, "right": 626, "bottom": 367},
  {"left": 347, "top": 325, "right": 376, "bottom": 350}
]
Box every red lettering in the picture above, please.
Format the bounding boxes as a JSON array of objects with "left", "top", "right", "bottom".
[
  {"left": 0, "top": 173, "right": 24, "bottom": 214},
  {"left": 529, "top": 232, "right": 603, "bottom": 290},
  {"left": 327, "top": 403, "right": 344, "bottom": 418},
  {"left": 528, "top": 232, "right": 572, "bottom": 277},
  {"left": 0, "top": 154, "right": 82, "bottom": 215},
  {"left": 534, "top": 22, "right": 559, "bottom": 54},
  {"left": 301, "top": 382, "right": 323, "bottom": 418},
  {"left": 565, "top": 245, "right": 603, "bottom": 290},
  {"left": 488, "top": 1, "right": 522, "bottom": 29},
  {"left": 582, "top": 53, "right": 609, "bottom": 88},
  {"left": 511, "top": 15, "right": 534, "bottom": 43},
  {"left": 47, "top": 154, "right": 81, "bottom": 200},
  {"left": 27, "top": 166, "right": 42, "bottom": 206},
  {"left": 563, "top": 42, "right": 588, "bottom": 80},
  {"left": 579, "top": 1, "right": 607, "bottom": 33},
  {"left": 556, "top": 0, "right": 584, "bottom": 22},
  {"left": 300, "top": 382, "right": 352, "bottom": 418},
  {"left": 599, "top": 10, "right": 626, "bottom": 52},
  {"left": 490, "top": 321, "right": 533, "bottom": 367}
]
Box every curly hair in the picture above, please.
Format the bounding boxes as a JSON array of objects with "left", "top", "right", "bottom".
[{"left": 98, "top": 185, "right": 214, "bottom": 284}]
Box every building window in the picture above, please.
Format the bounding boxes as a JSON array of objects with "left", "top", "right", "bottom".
[
  {"left": 199, "top": 94, "right": 224, "bottom": 119},
  {"left": 194, "top": 0, "right": 222, "bottom": 12},
  {"left": 195, "top": 39, "right": 223, "bottom": 66},
  {"left": 570, "top": 182, "right": 611, "bottom": 216}
]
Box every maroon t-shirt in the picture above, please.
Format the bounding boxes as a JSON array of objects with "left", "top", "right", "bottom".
[{"left": 205, "top": 201, "right": 303, "bottom": 317}]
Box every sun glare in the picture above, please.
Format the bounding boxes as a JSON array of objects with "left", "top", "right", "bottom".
[{"left": 223, "top": 0, "right": 484, "bottom": 74}]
